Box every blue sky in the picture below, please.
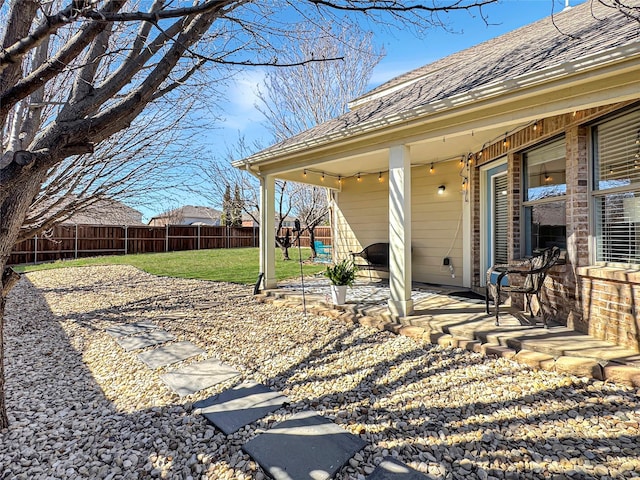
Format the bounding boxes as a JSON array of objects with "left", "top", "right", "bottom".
[{"left": 212, "top": 0, "right": 582, "bottom": 152}]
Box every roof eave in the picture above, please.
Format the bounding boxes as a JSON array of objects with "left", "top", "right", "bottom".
[{"left": 233, "top": 42, "right": 640, "bottom": 170}]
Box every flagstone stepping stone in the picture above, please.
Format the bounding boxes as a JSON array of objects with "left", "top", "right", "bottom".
[
  {"left": 366, "top": 457, "right": 430, "bottom": 480},
  {"left": 115, "top": 329, "right": 175, "bottom": 351},
  {"left": 193, "top": 382, "right": 289, "bottom": 434},
  {"left": 243, "top": 411, "right": 366, "bottom": 480},
  {"left": 159, "top": 358, "right": 240, "bottom": 397},
  {"left": 137, "top": 341, "right": 204, "bottom": 369},
  {"left": 105, "top": 321, "right": 157, "bottom": 338}
]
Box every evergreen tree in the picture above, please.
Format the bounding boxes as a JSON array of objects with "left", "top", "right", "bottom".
[
  {"left": 221, "top": 184, "right": 232, "bottom": 227},
  {"left": 231, "top": 184, "right": 242, "bottom": 226}
]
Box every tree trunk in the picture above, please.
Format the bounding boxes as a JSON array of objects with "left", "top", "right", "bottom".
[
  {"left": 275, "top": 228, "right": 291, "bottom": 260},
  {"left": 0, "top": 292, "right": 8, "bottom": 429},
  {"left": 308, "top": 226, "right": 317, "bottom": 259}
]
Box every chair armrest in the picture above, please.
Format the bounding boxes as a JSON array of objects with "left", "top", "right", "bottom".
[{"left": 486, "top": 258, "right": 534, "bottom": 284}]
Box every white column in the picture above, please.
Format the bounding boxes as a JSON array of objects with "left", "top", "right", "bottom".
[
  {"left": 388, "top": 145, "right": 414, "bottom": 317},
  {"left": 260, "top": 174, "right": 277, "bottom": 289}
]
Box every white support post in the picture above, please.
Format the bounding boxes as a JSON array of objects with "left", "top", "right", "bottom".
[
  {"left": 260, "top": 174, "right": 277, "bottom": 289},
  {"left": 388, "top": 145, "right": 414, "bottom": 317}
]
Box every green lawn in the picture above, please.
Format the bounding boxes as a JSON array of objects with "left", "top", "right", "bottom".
[{"left": 13, "top": 248, "right": 327, "bottom": 284}]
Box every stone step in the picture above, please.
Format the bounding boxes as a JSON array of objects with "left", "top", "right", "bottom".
[
  {"left": 160, "top": 358, "right": 240, "bottom": 397},
  {"left": 366, "top": 457, "right": 431, "bottom": 479},
  {"left": 242, "top": 411, "right": 366, "bottom": 480},
  {"left": 105, "top": 321, "right": 157, "bottom": 338},
  {"left": 194, "top": 382, "right": 289, "bottom": 435},
  {"left": 137, "top": 341, "right": 204, "bottom": 369},
  {"left": 115, "top": 329, "right": 175, "bottom": 351}
]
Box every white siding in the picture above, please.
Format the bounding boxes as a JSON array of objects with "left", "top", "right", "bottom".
[{"left": 333, "top": 160, "right": 464, "bottom": 286}]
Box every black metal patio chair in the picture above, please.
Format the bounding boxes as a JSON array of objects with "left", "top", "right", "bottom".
[{"left": 485, "top": 246, "right": 561, "bottom": 327}]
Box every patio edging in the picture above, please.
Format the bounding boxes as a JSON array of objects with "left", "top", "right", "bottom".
[{"left": 256, "top": 291, "right": 640, "bottom": 388}]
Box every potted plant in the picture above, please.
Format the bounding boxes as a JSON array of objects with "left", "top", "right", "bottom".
[{"left": 324, "top": 258, "right": 357, "bottom": 305}]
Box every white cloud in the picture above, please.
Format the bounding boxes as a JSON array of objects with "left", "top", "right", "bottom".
[{"left": 227, "top": 69, "right": 266, "bottom": 113}]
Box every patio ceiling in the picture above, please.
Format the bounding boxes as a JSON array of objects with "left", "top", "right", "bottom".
[{"left": 274, "top": 123, "right": 516, "bottom": 188}]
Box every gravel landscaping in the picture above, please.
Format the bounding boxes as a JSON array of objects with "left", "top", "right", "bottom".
[{"left": 1, "top": 265, "right": 639, "bottom": 479}]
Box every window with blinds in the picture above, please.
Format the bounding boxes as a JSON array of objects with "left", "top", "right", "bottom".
[
  {"left": 493, "top": 175, "right": 508, "bottom": 264},
  {"left": 594, "top": 109, "right": 640, "bottom": 191},
  {"left": 523, "top": 138, "right": 567, "bottom": 255},
  {"left": 593, "top": 108, "right": 640, "bottom": 265}
]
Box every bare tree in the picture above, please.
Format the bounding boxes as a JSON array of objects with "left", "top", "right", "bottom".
[
  {"left": 0, "top": 0, "right": 498, "bottom": 428},
  {"left": 256, "top": 23, "right": 384, "bottom": 142},
  {"left": 254, "top": 23, "right": 383, "bottom": 257},
  {"left": 22, "top": 99, "right": 204, "bottom": 238}
]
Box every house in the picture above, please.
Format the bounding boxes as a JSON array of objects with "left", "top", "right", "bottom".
[
  {"left": 148, "top": 205, "right": 222, "bottom": 226},
  {"left": 34, "top": 196, "right": 144, "bottom": 225},
  {"left": 66, "top": 199, "right": 144, "bottom": 225},
  {"left": 241, "top": 213, "right": 297, "bottom": 229},
  {"left": 233, "top": 1, "right": 640, "bottom": 351}
]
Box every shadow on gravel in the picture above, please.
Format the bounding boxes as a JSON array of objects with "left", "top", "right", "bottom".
[{"left": 0, "top": 277, "right": 241, "bottom": 479}]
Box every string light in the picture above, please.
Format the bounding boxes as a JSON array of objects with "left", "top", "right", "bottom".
[
  {"left": 357, "top": 173, "right": 362, "bottom": 182},
  {"left": 303, "top": 169, "right": 307, "bottom": 177},
  {"left": 321, "top": 172, "right": 325, "bottom": 181},
  {"left": 338, "top": 175, "right": 342, "bottom": 185},
  {"left": 462, "top": 178, "right": 467, "bottom": 190},
  {"left": 429, "top": 163, "right": 434, "bottom": 174},
  {"left": 503, "top": 134, "right": 508, "bottom": 148},
  {"left": 378, "top": 172, "right": 383, "bottom": 182},
  {"left": 533, "top": 121, "right": 538, "bottom": 131},
  {"left": 459, "top": 155, "right": 464, "bottom": 166}
]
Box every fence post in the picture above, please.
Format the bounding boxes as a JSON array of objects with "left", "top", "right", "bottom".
[
  {"left": 165, "top": 224, "right": 169, "bottom": 252},
  {"left": 226, "top": 225, "right": 230, "bottom": 249},
  {"left": 75, "top": 224, "right": 79, "bottom": 259},
  {"left": 253, "top": 225, "right": 257, "bottom": 247},
  {"left": 34, "top": 235, "right": 38, "bottom": 264},
  {"left": 197, "top": 224, "right": 201, "bottom": 250},
  {"left": 124, "top": 226, "right": 128, "bottom": 255}
]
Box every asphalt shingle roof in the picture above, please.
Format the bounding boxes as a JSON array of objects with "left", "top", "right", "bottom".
[{"left": 246, "top": 1, "right": 640, "bottom": 161}]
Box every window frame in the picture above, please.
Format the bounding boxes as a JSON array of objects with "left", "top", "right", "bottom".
[
  {"left": 590, "top": 107, "right": 640, "bottom": 267},
  {"left": 521, "top": 136, "right": 568, "bottom": 256}
]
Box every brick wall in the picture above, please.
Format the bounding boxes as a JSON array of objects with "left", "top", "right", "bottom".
[{"left": 474, "top": 100, "right": 640, "bottom": 351}]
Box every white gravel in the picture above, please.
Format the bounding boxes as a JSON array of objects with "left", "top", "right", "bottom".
[{"left": 1, "top": 265, "right": 639, "bottom": 479}]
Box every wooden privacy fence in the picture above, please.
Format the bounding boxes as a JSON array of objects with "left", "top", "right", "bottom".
[{"left": 9, "top": 224, "right": 331, "bottom": 265}]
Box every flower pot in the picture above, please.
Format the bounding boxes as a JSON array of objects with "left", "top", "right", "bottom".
[{"left": 330, "top": 284, "right": 348, "bottom": 305}]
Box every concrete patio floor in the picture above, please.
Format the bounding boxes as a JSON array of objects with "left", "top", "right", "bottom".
[{"left": 263, "top": 276, "right": 640, "bottom": 384}]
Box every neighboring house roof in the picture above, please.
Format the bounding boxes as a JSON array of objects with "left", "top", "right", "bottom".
[
  {"left": 149, "top": 205, "right": 222, "bottom": 223},
  {"left": 236, "top": 1, "right": 640, "bottom": 165},
  {"left": 63, "top": 198, "right": 144, "bottom": 225}
]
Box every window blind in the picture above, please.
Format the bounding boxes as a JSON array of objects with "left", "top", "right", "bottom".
[
  {"left": 596, "top": 193, "right": 640, "bottom": 263},
  {"left": 493, "top": 175, "right": 508, "bottom": 264},
  {"left": 595, "top": 109, "right": 640, "bottom": 190}
]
